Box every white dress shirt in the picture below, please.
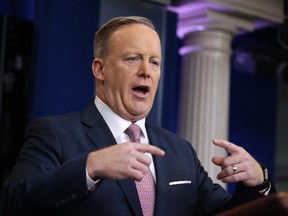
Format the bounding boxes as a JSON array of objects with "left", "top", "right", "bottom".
[{"left": 86, "top": 96, "right": 156, "bottom": 189}]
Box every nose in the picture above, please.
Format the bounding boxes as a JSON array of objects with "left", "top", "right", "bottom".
[{"left": 138, "top": 61, "right": 151, "bottom": 79}]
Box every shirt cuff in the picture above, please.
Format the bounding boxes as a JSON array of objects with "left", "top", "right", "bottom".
[{"left": 86, "top": 168, "right": 101, "bottom": 191}]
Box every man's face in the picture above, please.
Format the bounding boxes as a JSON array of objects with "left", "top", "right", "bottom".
[{"left": 93, "top": 24, "right": 162, "bottom": 121}]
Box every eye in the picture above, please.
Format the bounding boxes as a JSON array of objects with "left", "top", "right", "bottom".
[
  {"left": 150, "top": 59, "right": 160, "bottom": 67},
  {"left": 127, "top": 56, "right": 140, "bottom": 62}
]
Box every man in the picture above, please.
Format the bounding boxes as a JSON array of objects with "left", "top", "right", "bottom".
[{"left": 0, "top": 16, "right": 273, "bottom": 216}]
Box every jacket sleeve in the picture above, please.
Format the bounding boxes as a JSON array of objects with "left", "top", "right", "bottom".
[
  {"left": 223, "top": 177, "right": 277, "bottom": 211},
  {"left": 0, "top": 118, "right": 91, "bottom": 216}
]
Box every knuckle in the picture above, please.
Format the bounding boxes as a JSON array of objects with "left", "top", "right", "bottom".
[
  {"left": 222, "top": 160, "right": 230, "bottom": 167},
  {"left": 238, "top": 146, "right": 245, "bottom": 152},
  {"left": 126, "top": 157, "right": 136, "bottom": 166}
]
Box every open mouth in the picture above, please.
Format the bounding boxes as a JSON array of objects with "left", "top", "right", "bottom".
[{"left": 132, "top": 86, "right": 149, "bottom": 94}]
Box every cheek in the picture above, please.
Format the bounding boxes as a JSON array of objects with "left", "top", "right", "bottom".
[
  {"left": 112, "top": 80, "right": 129, "bottom": 99},
  {"left": 105, "top": 71, "right": 124, "bottom": 90},
  {"left": 152, "top": 76, "right": 160, "bottom": 91}
]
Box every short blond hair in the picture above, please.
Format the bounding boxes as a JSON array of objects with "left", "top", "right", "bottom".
[{"left": 93, "top": 16, "right": 157, "bottom": 58}]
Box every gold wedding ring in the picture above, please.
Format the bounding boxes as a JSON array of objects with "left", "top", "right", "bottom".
[{"left": 232, "top": 165, "right": 237, "bottom": 174}]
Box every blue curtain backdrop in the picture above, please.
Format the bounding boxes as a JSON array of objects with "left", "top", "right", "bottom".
[
  {"left": 228, "top": 27, "right": 279, "bottom": 192},
  {"left": 160, "top": 12, "right": 181, "bottom": 133},
  {"left": 0, "top": 0, "right": 35, "bottom": 21},
  {"left": 0, "top": 0, "right": 99, "bottom": 119},
  {"left": 29, "top": 0, "right": 99, "bottom": 119}
]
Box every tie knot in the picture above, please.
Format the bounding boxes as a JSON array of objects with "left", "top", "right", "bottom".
[{"left": 126, "top": 123, "right": 141, "bottom": 143}]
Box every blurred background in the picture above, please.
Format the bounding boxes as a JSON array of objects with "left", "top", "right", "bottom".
[{"left": 0, "top": 0, "right": 287, "bottom": 193}]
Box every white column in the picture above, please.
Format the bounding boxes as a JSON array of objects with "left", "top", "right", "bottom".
[
  {"left": 169, "top": 0, "right": 284, "bottom": 188},
  {"left": 178, "top": 30, "right": 232, "bottom": 187}
]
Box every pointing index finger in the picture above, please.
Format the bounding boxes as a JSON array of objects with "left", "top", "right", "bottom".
[
  {"left": 212, "top": 139, "right": 238, "bottom": 154},
  {"left": 136, "top": 143, "right": 165, "bottom": 157}
]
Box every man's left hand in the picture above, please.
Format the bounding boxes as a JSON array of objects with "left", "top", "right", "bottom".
[{"left": 211, "top": 139, "right": 264, "bottom": 187}]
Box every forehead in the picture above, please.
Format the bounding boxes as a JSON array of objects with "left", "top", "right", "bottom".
[
  {"left": 109, "top": 24, "right": 162, "bottom": 54},
  {"left": 114, "top": 23, "right": 158, "bottom": 36}
]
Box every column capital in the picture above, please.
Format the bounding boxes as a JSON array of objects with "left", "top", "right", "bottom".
[
  {"left": 168, "top": 0, "right": 285, "bottom": 39},
  {"left": 180, "top": 30, "right": 232, "bottom": 55}
]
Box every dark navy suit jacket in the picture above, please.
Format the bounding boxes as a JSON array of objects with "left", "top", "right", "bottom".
[{"left": 0, "top": 101, "right": 267, "bottom": 216}]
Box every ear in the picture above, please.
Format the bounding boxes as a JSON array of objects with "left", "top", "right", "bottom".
[{"left": 92, "top": 58, "right": 105, "bottom": 81}]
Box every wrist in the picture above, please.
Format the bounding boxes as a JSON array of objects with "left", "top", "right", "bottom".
[
  {"left": 86, "top": 152, "right": 101, "bottom": 181},
  {"left": 252, "top": 164, "right": 270, "bottom": 193},
  {"left": 253, "top": 179, "right": 270, "bottom": 194}
]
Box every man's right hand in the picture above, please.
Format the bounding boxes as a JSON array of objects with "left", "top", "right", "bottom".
[{"left": 86, "top": 142, "right": 165, "bottom": 181}]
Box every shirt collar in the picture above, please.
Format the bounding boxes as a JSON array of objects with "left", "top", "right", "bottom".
[{"left": 94, "top": 96, "right": 147, "bottom": 139}]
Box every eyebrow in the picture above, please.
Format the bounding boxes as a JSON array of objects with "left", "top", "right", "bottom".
[{"left": 123, "top": 52, "right": 161, "bottom": 60}]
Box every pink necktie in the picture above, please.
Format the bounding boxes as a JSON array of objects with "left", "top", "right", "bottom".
[{"left": 125, "top": 123, "right": 155, "bottom": 216}]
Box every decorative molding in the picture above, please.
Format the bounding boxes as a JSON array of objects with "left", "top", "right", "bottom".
[
  {"left": 208, "top": 0, "right": 284, "bottom": 23},
  {"left": 168, "top": 0, "right": 285, "bottom": 38}
]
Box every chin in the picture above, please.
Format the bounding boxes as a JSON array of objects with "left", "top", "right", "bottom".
[{"left": 130, "top": 110, "right": 149, "bottom": 120}]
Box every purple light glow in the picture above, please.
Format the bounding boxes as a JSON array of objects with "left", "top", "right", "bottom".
[
  {"left": 179, "top": 45, "right": 202, "bottom": 56},
  {"left": 177, "top": 25, "right": 206, "bottom": 38},
  {"left": 167, "top": 2, "right": 226, "bottom": 39},
  {"left": 167, "top": 2, "right": 212, "bottom": 17}
]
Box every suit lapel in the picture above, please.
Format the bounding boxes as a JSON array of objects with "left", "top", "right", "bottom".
[
  {"left": 82, "top": 101, "right": 115, "bottom": 149},
  {"left": 81, "top": 101, "right": 142, "bottom": 215},
  {"left": 117, "top": 180, "right": 143, "bottom": 216},
  {"left": 147, "top": 125, "right": 169, "bottom": 216}
]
